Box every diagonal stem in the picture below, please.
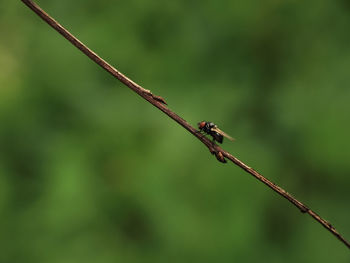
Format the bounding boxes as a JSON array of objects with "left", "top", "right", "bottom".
[{"left": 21, "top": 0, "right": 350, "bottom": 250}]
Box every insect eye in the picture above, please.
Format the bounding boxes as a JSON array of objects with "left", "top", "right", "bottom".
[{"left": 198, "top": 121, "right": 206, "bottom": 129}]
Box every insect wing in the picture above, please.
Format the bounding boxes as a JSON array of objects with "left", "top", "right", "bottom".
[{"left": 211, "top": 127, "right": 235, "bottom": 142}]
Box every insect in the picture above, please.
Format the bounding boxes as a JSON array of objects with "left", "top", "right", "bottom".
[{"left": 197, "top": 121, "right": 235, "bottom": 144}]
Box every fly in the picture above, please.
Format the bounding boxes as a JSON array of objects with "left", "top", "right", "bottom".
[{"left": 197, "top": 121, "right": 235, "bottom": 144}]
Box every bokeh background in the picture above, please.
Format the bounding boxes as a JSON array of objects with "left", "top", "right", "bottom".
[{"left": 1, "top": 0, "right": 350, "bottom": 262}]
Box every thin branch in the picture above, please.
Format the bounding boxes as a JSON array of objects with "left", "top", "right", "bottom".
[{"left": 21, "top": 0, "right": 350, "bottom": 250}]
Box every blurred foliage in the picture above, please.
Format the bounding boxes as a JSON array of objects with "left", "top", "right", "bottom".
[{"left": 1, "top": 0, "right": 350, "bottom": 262}]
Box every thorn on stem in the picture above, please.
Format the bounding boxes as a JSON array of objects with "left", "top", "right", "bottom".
[
  {"left": 152, "top": 94, "right": 167, "bottom": 105},
  {"left": 300, "top": 206, "right": 309, "bottom": 213},
  {"left": 207, "top": 146, "right": 226, "bottom": 163},
  {"left": 141, "top": 89, "right": 167, "bottom": 105},
  {"left": 215, "top": 151, "right": 227, "bottom": 163}
]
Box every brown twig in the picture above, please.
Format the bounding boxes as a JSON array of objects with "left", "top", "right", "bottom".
[{"left": 21, "top": 0, "right": 350, "bottom": 250}]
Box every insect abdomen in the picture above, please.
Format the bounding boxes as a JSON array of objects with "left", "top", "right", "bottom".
[{"left": 211, "top": 132, "right": 223, "bottom": 143}]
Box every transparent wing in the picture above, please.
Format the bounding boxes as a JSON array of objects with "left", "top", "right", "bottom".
[{"left": 211, "top": 127, "right": 235, "bottom": 142}]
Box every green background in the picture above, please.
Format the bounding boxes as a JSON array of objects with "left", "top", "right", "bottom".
[{"left": 1, "top": 0, "right": 350, "bottom": 262}]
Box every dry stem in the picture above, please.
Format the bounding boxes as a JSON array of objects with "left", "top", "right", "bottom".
[{"left": 21, "top": 0, "right": 350, "bottom": 250}]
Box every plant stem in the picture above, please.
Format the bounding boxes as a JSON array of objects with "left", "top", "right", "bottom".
[{"left": 21, "top": 0, "right": 350, "bottom": 250}]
